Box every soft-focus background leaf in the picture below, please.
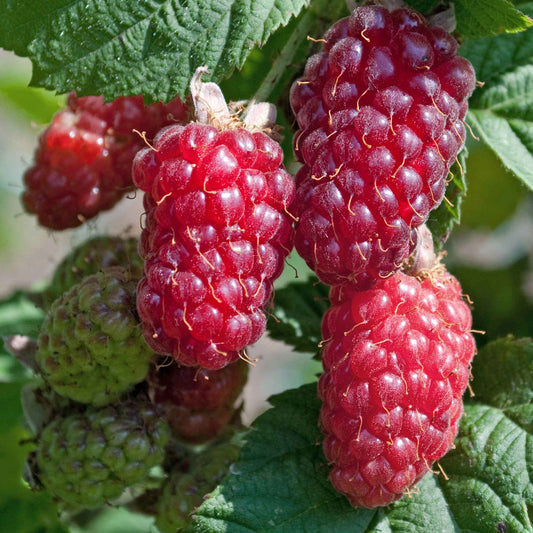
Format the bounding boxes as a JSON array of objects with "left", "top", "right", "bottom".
[{"left": 454, "top": 0, "right": 532, "bottom": 37}]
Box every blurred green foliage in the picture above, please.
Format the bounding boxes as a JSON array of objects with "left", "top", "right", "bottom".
[
  {"left": 451, "top": 258, "right": 533, "bottom": 348},
  {"left": 461, "top": 143, "right": 525, "bottom": 229},
  {"left": 0, "top": 64, "right": 64, "bottom": 124}
]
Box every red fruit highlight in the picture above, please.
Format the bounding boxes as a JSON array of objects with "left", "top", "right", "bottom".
[
  {"left": 149, "top": 361, "right": 248, "bottom": 443},
  {"left": 290, "top": 6, "right": 475, "bottom": 286},
  {"left": 134, "top": 123, "right": 295, "bottom": 369},
  {"left": 319, "top": 269, "right": 476, "bottom": 508},
  {"left": 22, "top": 93, "right": 188, "bottom": 230}
]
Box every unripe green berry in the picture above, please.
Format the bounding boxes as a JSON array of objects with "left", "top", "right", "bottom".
[
  {"left": 36, "top": 400, "right": 170, "bottom": 509},
  {"left": 42, "top": 236, "right": 143, "bottom": 309},
  {"left": 36, "top": 267, "right": 153, "bottom": 406}
]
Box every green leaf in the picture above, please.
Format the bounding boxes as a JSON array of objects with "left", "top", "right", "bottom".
[
  {"left": 427, "top": 147, "right": 467, "bottom": 250},
  {"left": 0, "top": 291, "right": 44, "bottom": 339},
  {"left": 0, "top": 425, "right": 66, "bottom": 533},
  {"left": 0, "top": 425, "right": 33, "bottom": 500},
  {"left": 440, "top": 337, "right": 533, "bottom": 532},
  {"left": 460, "top": 3, "right": 533, "bottom": 84},
  {"left": 451, "top": 258, "right": 533, "bottom": 347},
  {"left": 455, "top": 0, "right": 532, "bottom": 37},
  {"left": 187, "top": 384, "right": 377, "bottom": 533},
  {"left": 0, "top": 84, "right": 63, "bottom": 125},
  {"left": 468, "top": 335, "right": 533, "bottom": 409},
  {"left": 439, "top": 404, "right": 533, "bottom": 531},
  {"left": 0, "top": 492, "right": 67, "bottom": 533},
  {"left": 461, "top": 3, "right": 533, "bottom": 189},
  {"left": 267, "top": 278, "right": 329, "bottom": 354},
  {"left": 0, "top": 0, "right": 311, "bottom": 102},
  {"left": 0, "top": 383, "right": 26, "bottom": 432},
  {"left": 467, "top": 63, "right": 533, "bottom": 189},
  {"left": 190, "top": 338, "right": 533, "bottom": 532}
]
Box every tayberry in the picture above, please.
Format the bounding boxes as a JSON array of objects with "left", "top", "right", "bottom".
[
  {"left": 134, "top": 122, "right": 294, "bottom": 369},
  {"left": 22, "top": 94, "right": 188, "bottom": 230},
  {"left": 290, "top": 6, "right": 475, "bottom": 286},
  {"left": 319, "top": 268, "right": 476, "bottom": 507}
]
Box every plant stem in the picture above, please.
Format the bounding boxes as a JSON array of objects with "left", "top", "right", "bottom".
[{"left": 247, "top": 9, "right": 317, "bottom": 108}]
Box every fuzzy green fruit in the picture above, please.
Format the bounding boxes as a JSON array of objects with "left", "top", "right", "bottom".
[
  {"left": 37, "top": 267, "right": 153, "bottom": 406},
  {"left": 35, "top": 399, "right": 170, "bottom": 509},
  {"left": 43, "top": 236, "right": 143, "bottom": 308}
]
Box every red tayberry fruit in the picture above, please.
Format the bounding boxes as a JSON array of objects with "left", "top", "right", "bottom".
[
  {"left": 319, "top": 268, "right": 476, "bottom": 508},
  {"left": 290, "top": 6, "right": 475, "bottom": 286},
  {"left": 148, "top": 361, "right": 247, "bottom": 443},
  {"left": 133, "top": 122, "right": 295, "bottom": 369},
  {"left": 22, "top": 94, "right": 188, "bottom": 230}
]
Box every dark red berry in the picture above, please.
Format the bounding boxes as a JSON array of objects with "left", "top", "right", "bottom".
[
  {"left": 22, "top": 93, "right": 188, "bottom": 230},
  {"left": 148, "top": 361, "right": 248, "bottom": 443},
  {"left": 290, "top": 6, "right": 475, "bottom": 286},
  {"left": 134, "top": 123, "right": 295, "bottom": 369},
  {"left": 319, "top": 269, "right": 476, "bottom": 508}
]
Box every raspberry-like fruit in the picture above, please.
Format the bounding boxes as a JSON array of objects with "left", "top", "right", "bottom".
[
  {"left": 156, "top": 439, "right": 241, "bottom": 532},
  {"left": 133, "top": 122, "right": 295, "bottom": 369},
  {"left": 149, "top": 360, "right": 247, "bottom": 443},
  {"left": 42, "top": 235, "right": 143, "bottom": 308},
  {"left": 34, "top": 399, "right": 170, "bottom": 508},
  {"left": 22, "top": 93, "right": 188, "bottom": 230},
  {"left": 290, "top": 6, "right": 475, "bottom": 286},
  {"left": 319, "top": 268, "right": 476, "bottom": 507},
  {"left": 36, "top": 267, "right": 153, "bottom": 406}
]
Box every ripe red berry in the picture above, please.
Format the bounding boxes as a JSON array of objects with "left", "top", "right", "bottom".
[
  {"left": 148, "top": 361, "right": 248, "bottom": 443},
  {"left": 290, "top": 6, "right": 475, "bottom": 286},
  {"left": 22, "top": 93, "right": 188, "bottom": 230},
  {"left": 133, "top": 122, "right": 295, "bottom": 369},
  {"left": 319, "top": 269, "right": 476, "bottom": 508}
]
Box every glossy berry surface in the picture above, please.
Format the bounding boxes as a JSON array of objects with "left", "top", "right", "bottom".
[
  {"left": 319, "top": 269, "right": 476, "bottom": 508},
  {"left": 22, "top": 93, "right": 188, "bottom": 230},
  {"left": 149, "top": 361, "right": 247, "bottom": 443},
  {"left": 133, "top": 123, "right": 295, "bottom": 369},
  {"left": 290, "top": 6, "right": 475, "bottom": 286}
]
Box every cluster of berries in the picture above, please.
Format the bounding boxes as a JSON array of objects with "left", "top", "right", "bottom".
[
  {"left": 16, "top": 235, "right": 246, "bottom": 528},
  {"left": 289, "top": 5, "right": 477, "bottom": 507},
  {"left": 18, "top": 74, "right": 294, "bottom": 526},
  {"left": 15, "top": 2, "right": 480, "bottom": 522}
]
